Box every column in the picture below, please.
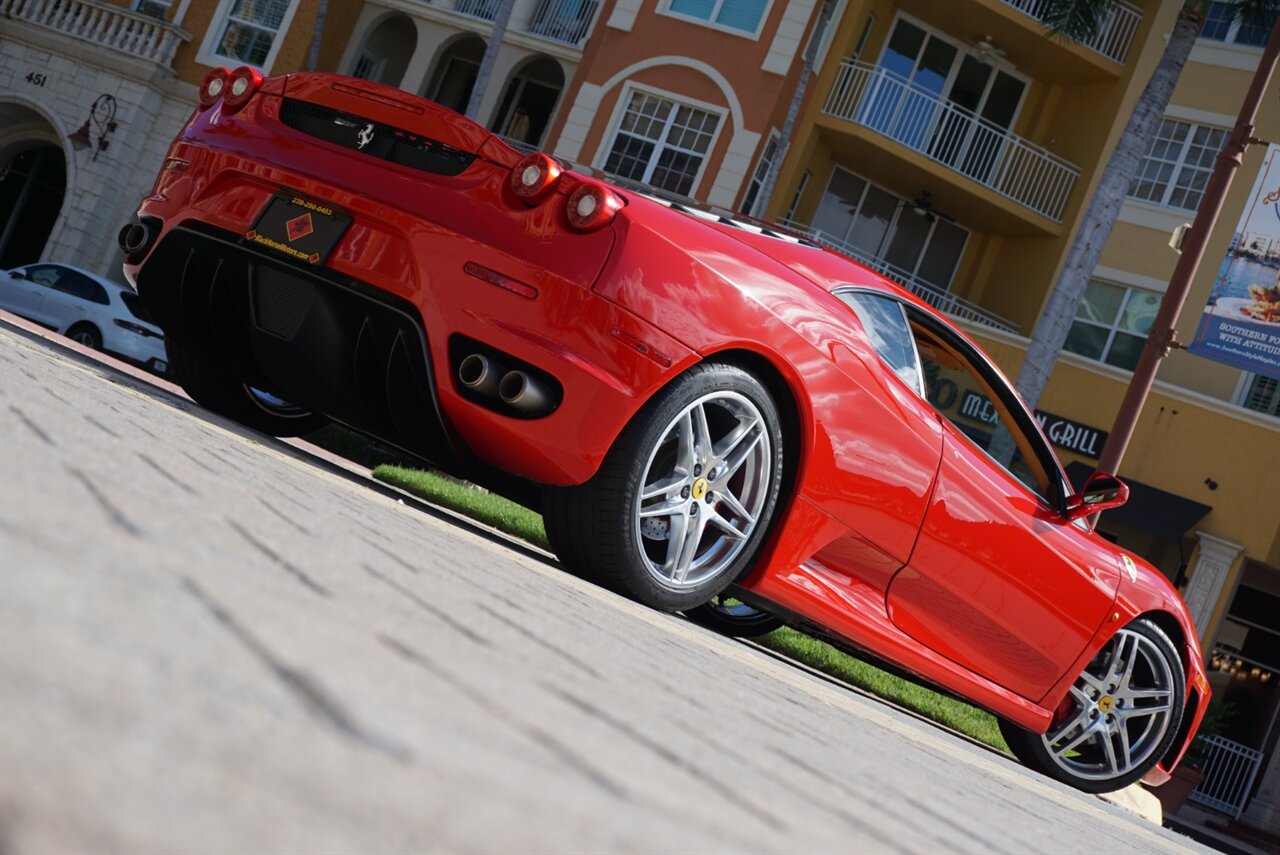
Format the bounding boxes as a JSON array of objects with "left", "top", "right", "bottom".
[
  {"left": 1184, "top": 531, "right": 1245, "bottom": 641},
  {"left": 1242, "top": 745, "right": 1280, "bottom": 834}
]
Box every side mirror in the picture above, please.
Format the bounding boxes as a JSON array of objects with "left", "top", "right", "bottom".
[
  {"left": 1066, "top": 472, "right": 1130, "bottom": 521},
  {"left": 9, "top": 270, "right": 26, "bottom": 280}
]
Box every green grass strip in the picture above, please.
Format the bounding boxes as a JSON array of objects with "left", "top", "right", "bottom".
[
  {"left": 756, "top": 627, "right": 1009, "bottom": 751},
  {"left": 372, "top": 460, "right": 1008, "bottom": 752},
  {"left": 374, "top": 464, "right": 551, "bottom": 551}
]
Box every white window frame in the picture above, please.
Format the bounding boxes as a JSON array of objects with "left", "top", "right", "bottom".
[
  {"left": 131, "top": 0, "right": 173, "bottom": 20},
  {"left": 877, "top": 11, "right": 1033, "bottom": 135},
  {"left": 594, "top": 83, "right": 727, "bottom": 198},
  {"left": 740, "top": 129, "right": 780, "bottom": 217},
  {"left": 1198, "top": 1, "right": 1275, "bottom": 47},
  {"left": 659, "top": 0, "right": 773, "bottom": 40},
  {"left": 351, "top": 48, "right": 386, "bottom": 81},
  {"left": 195, "top": 0, "right": 303, "bottom": 75},
  {"left": 1063, "top": 279, "right": 1161, "bottom": 370},
  {"left": 784, "top": 170, "right": 809, "bottom": 223},
  {"left": 814, "top": 165, "right": 971, "bottom": 293},
  {"left": 1128, "top": 117, "right": 1230, "bottom": 212},
  {"left": 1233, "top": 372, "right": 1280, "bottom": 417}
]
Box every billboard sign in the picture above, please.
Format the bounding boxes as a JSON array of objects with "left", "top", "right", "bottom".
[{"left": 1188, "top": 144, "right": 1280, "bottom": 380}]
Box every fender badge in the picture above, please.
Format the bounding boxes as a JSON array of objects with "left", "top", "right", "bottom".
[
  {"left": 356, "top": 123, "right": 375, "bottom": 149},
  {"left": 1122, "top": 554, "right": 1137, "bottom": 582}
]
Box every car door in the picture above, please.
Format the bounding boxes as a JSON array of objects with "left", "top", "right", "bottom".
[
  {"left": 44, "top": 269, "right": 109, "bottom": 332},
  {"left": 885, "top": 310, "right": 1121, "bottom": 702},
  {"left": 2, "top": 266, "right": 57, "bottom": 324}
]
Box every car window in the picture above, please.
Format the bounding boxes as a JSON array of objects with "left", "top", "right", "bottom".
[
  {"left": 906, "top": 312, "right": 1056, "bottom": 503},
  {"left": 837, "top": 290, "right": 924, "bottom": 395},
  {"left": 24, "top": 265, "right": 63, "bottom": 289},
  {"left": 52, "top": 272, "right": 110, "bottom": 305},
  {"left": 119, "top": 292, "right": 157, "bottom": 324}
]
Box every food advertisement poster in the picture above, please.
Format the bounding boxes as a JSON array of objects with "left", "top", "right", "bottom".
[{"left": 1189, "top": 144, "right": 1280, "bottom": 380}]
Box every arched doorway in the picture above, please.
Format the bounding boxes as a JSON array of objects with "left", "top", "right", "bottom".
[
  {"left": 424, "top": 35, "right": 487, "bottom": 114},
  {"left": 0, "top": 103, "right": 67, "bottom": 269},
  {"left": 490, "top": 56, "right": 565, "bottom": 151},
  {"left": 349, "top": 13, "right": 417, "bottom": 87}
]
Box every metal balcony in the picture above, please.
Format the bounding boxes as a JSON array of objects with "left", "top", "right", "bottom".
[
  {"left": 822, "top": 60, "right": 1081, "bottom": 223},
  {"left": 778, "top": 219, "right": 1019, "bottom": 333},
  {"left": 997, "top": 0, "right": 1142, "bottom": 64},
  {"left": 453, "top": 0, "right": 499, "bottom": 22},
  {"left": 528, "top": 0, "right": 599, "bottom": 46},
  {"left": 3, "top": 0, "right": 189, "bottom": 67}
]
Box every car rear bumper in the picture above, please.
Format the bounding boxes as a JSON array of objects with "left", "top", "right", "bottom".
[
  {"left": 131, "top": 221, "right": 695, "bottom": 485},
  {"left": 104, "top": 331, "right": 167, "bottom": 375}
]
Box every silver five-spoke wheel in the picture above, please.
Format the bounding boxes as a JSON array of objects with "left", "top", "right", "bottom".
[
  {"left": 1042, "top": 627, "right": 1175, "bottom": 781},
  {"left": 1000, "top": 618, "right": 1184, "bottom": 793},
  {"left": 543, "top": 362, "right": 783, "bottom": 612},
  {"left": 635, "top": 391, "right": 771, "bottom": 589}
]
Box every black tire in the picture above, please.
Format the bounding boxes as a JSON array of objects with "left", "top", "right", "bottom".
[
  {"left": 544, "top": 362, "right": 785, "bottom": 612},
  {"left": 166, "top": 337, "right": 327, "bottom": 437},
  {"left": 685, "top": 596, "right": 784, "bottom": 637},
  {"left": 66, "top": 323, "right": 102, "bottom": 350},
  {"left": 999, "top": 618, "right": 1185, "bottom": 794}
]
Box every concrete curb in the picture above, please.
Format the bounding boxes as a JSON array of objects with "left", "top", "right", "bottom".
[{"left": 1099, "top": 783, "right": 1164, "bottom": 825}]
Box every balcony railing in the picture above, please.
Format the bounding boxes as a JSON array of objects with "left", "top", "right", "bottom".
[
  {"left": 778, "top": 219, "right": 1019, "bottom": 333},
  {"left": 823, "top": 60, "right": 1080, "bottom": 223},
  {"left": 1189, "top": 735, "right": 1265, "bottom": 820},
  {"left": 498, "top": 134, "right": 538, "bottom": 154},
  {"left": 453, "top": 0, "right": 499, "bottom": 21},
  {"left": 528, "top": 0, "right": 599, "bottom": 46},
  {"left": 997, "top": 0, "right": 1142, "bottom": 64},
  {"left": 2, "top": 0, "right": 188, "bottom": 66}
]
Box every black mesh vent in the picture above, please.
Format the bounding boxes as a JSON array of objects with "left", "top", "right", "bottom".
[
  {"left": 254, "top": 266, "right": 316, "bottom": 340},
  {"left": 279, "top": 98, "right": 475, "bottom": 177}
]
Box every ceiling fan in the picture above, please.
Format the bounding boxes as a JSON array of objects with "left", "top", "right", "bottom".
[{"left": 971, "top": 35, "right": 1017, "bottom": 71}]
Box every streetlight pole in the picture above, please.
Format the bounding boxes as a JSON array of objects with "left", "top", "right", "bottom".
[{"left": 1094, "top": 19, "right": 1280, "bottom": 478}]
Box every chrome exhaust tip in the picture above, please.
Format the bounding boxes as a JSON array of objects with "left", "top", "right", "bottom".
[
  {"left": 458, "top": 353, "right": 502, "bottom": 397},
  {"left": 119, "top": 222, "right": 152, "bottom": 255},
  {"left": 499, "top": 370, "right": 553, "bottom": 415}
]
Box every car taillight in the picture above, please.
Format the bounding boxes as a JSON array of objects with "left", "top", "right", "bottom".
[
  {"left": 113, "top": 319, "right": 158, "bottom": 337},
  {"left": 510, "top": 153, "right": 561, "bottom": 203},
  {"left": 566, "top": 183, "right": 622, "bottom": 231},
  {"left": 222, "top": 66, "right": 262, "bottom": 113},
  {"left": 198, "top": 68, "right": 229, "bottom": 109}
]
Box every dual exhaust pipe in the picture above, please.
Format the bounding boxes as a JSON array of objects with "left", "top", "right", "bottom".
[{"left": 458, "top": 353, "right": 555, "bottom": 416}]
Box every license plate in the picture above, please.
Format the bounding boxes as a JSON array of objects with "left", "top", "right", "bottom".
[{"left": 246, "top": 193, "right": 351, "bottom": 266}]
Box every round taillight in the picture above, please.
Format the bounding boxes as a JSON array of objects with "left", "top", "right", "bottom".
[
  {"left": 566, "top": 183, "right": 622, "bottom": 231},
  {"left": 510, "top": 153, "right": 561, "bottom": 203},
  {"left": 198, "top": 68, "right": 229, "bottom": 110},
  {"left": 222, "top": 66, "right": 263, "bottom": 112}
]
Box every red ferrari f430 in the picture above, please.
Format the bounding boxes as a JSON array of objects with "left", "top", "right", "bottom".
[{"left": 123, "top": 68, "right": 1209, "bottom": 793}]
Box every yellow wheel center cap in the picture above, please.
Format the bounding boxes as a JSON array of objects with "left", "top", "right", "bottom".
[
  {"left": 691, "top": 478, "right": 709, "bottom": 500},
  {"left": 1098, "top": 695, "right": 1114, "bottom": 713}
]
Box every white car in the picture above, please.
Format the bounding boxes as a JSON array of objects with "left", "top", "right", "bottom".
[{"left": 1, "top": 263, "right": 167, "bottom": 374}]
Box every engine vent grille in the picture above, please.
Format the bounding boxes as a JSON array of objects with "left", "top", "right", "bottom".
[
  {"left": 254, "top": 266, "right": 316, "bottom": 340},
  {"left": 279, "top": 98, "right": 475, "bottom": 177}
]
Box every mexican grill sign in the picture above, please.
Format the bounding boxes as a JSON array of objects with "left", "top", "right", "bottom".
[{"left": 958, "top": 391, "right": 1108, "bottom": 459}]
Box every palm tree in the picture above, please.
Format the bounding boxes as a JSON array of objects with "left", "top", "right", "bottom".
[
  {"left": 1014, "top": 0, "right": 1279, "bottom": 411},
  {"left": 305, "top": 0, "right": 329, "bottom": 72},
  {"left": 753, "top": 0, "right": 837, "bottom": 217},
  {"left": 466, "top": 0, "right": 516, "bottom": 122}
]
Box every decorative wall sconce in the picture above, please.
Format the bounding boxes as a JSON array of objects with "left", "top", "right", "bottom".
[{"left": 69, "top": 94, "right": 118, "bottom": 162}]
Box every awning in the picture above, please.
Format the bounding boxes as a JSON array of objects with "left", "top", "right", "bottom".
[{"left": 1066, "top": 462, "right": 1212, "bottom": 543}]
